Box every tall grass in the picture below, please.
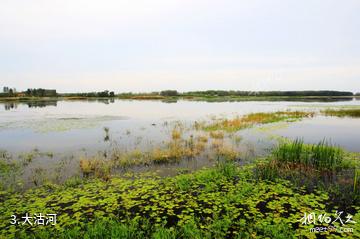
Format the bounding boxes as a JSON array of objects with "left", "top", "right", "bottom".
[
  {"left": 273, "top": 139, "right": 343, "bottom": 170},
  {"left": 255, "top": 139, "right": 359, "bottom": 207},
  {"left": 354, "top": 169, "right": 359, "bottom": 193}
]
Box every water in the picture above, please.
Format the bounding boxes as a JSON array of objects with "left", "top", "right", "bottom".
[
  {"left": 1, "top": 99, "right": 360, "bottom": 186},
  {"left": 1, "top": 99, "right": 360, "bottom": 153}
]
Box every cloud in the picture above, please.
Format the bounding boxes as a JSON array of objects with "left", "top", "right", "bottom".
[
  {"left": 3, "top": 64, "right": 360, "bottom": 92},
  {"left": 0, "top": 0, "right": 359, "bottom": 92}
]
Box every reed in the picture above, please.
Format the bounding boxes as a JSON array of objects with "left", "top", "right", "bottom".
[{"left": 273, "top": 139, "right": 343, "bottom": 170}]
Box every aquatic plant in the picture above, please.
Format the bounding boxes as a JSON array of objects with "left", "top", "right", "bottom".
[
  {"left": 273, "top": 139, "right": 343, "bottom": 170},
  {"left": 255, "top": 140, "right": 359, "bottom": 211},
  {"left": 2, "top": 162, "right": 357, "bottom": 239},
  {"left": 31, "top": 167, "right": 47, "bottom": 187},
  {"left": 0, "top": 152, "right": 23, "bottom": 191},
  {"left": 18, "top": 149, "right": 55, "bottom": 166},
  {"left": 204, "top": 111, "right": 314, "bottom": 132},
  {"left": 323, "top": 108, "right": 360, "bottom": 118},
  {"left": 104, "top": 127, "right": 110, "bottom": 141}
]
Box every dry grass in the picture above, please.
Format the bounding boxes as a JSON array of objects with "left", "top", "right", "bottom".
[
  {"left": 196, "top": 135, "right": 209, "bottom": 143},
  {"left": 151, "top": 143, "right": 195, "bottom": 164},
  {"left": 209, "top": 131, "right": 224, "bottom": 139},
  {"left": 211, "top": 139, "right": 224, "bottom": 150},
  {"left": 111, "top": 149, "right": 147, "bottom": 168},
  {"left": 110, "top": 134, "right": 208, "bottom": 167},
  {"left": 215, "top": 145, "right": 238, "bottom": 161},
  {"left": 79, "top": 157, "right": 111, "bottom": 181},
  {"left": 171, "top": 128, "right": 182, "bottom": 141}
]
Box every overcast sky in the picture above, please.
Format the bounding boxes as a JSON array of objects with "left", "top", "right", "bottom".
[{"left": 1, "top": 0, "right": 360, "bottom": 93}]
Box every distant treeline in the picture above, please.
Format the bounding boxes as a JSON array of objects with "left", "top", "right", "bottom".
[
  {"left": 181, "top": 90, "right": 354, "bottom": 97},
  {"left": 61, "top": 90, "right": 115, "bottom": 98},
  {"left": 118, "top": 90, "right": 356, "bottom": 98},
  {"left": 0, "top": 87, "right": 57, "bottom": 97},
  {"left": 1, "top": 87, "right": 357, "bottom": 98},
  {"left": 139, "top": 90, "right": 354, "bottom": 97},
  {"left": 26, "top": 88, "right": 57, "bottom": 97}
]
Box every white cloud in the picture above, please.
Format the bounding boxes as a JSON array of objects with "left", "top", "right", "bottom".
[{"left": 0, "top": 0, "right": 359, "bottom": 91}]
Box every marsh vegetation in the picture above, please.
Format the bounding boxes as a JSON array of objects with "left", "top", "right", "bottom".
[
  {"left": 1, "top": 140, "right": 359, "bottom": 238},
  {"left": 323, "top": 108, "right": 360, "bottom": 118}
]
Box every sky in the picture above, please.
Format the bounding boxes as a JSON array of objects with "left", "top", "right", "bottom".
[{"left": 1, "top": 0, "right": 360, "bottom": 93}]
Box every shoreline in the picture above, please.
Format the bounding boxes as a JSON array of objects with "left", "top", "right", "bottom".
[{"left": 1, "top": 95, "right": 359, "bottom": 103}]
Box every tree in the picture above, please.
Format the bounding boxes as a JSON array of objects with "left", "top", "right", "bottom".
[{"left": 160, "top": 90, "right": 179, "bottom": 97}]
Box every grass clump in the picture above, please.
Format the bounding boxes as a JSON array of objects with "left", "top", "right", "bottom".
[
  {"left": 171, "top": 128, "right": 182, "bottom": 141},
  {"left": 209, "top": 130, "right": 224, "bottom": 139},
  {"left": 79, "top": 157, "right": 111, "bottom": 181},
  {"left": 274, "top": 139, "right": 343, "bottom": 170},
  {"left": 255, "top": 139, "right": 359, "bottom": 211},
  {"left": 322, "top": 108, "right": 360, "bottom": 118},
  {"left": 214, "top": 145, "right": 239, "bottom": 162}
]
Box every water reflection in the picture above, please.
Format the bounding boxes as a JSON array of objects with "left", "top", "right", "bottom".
[
  {"left": 27, "top": 101, "right": 57, "bottom": 108},
  {"left": 1, "top": 97, "right": 358, "bottom": 111},
  {"left": 2, "top": 98, "right": 120, "bottom": 110},
  {"left": 4, "top": 102, "right": 18, "bottom": 110},
  {"left": 195, "top": 97, "right": 355, "bottom": 103},
  {"left": 1, "top": 98, "right": 360, "bottom": 188}
]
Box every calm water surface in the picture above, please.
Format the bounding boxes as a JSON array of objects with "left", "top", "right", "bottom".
[
  {"left": 1, "top": 99, "right": 360, "bottom": 186},
  {"left": 1, "top": 99, "right": 360, "bottom": 154}
]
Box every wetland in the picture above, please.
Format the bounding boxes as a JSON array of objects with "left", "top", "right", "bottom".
[{"left": 1, "top": 98, "right": 360, "bottom": 238}]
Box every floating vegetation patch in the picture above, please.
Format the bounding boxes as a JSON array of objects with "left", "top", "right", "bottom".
[
  {"left": 322, "top": 108, "right": 360, "bottom": 118},
  {"left": 255, "top": 122, "right": 291, "bottom": 132},
  {"left": 203, "top": 111, "right": 314, "bottom": 132},
  {"left": 0, "top": 116, "right": 127, "bottom": 133}
]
